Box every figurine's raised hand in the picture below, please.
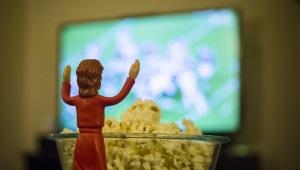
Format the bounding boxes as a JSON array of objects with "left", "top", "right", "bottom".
[
  {"left": 63, "top": 65, "right": 71, "bottom": 83},
  {"left": 129, "top": 59, "right": 140, "bottom": 80}
]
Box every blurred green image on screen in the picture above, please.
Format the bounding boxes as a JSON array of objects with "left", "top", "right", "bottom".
[{"left": 59, "top": 8, "right": 240, "bottom": 133}]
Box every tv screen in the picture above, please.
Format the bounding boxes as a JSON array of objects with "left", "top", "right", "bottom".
[{"left": 58, "top": 8, "right": 240, "bottom": 133}]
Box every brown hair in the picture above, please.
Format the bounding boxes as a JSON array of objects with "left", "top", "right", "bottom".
[{"left": 76, "top": 59, "right": 103, "bottom": 98}]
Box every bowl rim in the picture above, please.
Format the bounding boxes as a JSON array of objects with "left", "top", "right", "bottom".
[{"left": 48, "top": 133, "right": 230, "bottom": 143}]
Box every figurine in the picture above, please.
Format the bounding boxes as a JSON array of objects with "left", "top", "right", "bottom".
[{"left": 62, "top": 59, "right": 140, "bottom": 170}]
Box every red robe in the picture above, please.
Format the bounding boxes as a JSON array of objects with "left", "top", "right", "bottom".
[{"left": 62, "top": 77, "right": 135, "bottom": 170}]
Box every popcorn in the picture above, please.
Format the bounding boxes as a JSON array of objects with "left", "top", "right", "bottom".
[
  {"left": 182, "top": 119, "right": 202, "bottom": 135},
  {"left": 58, "top": 99, "right": 214, "bottom": 170},
  {"left": 103, "top": 99, "right": 201, "bottom": 135}
]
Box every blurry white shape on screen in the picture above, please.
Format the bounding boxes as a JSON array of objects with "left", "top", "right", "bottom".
[
  {"left": 177, "top": 71, "right": 208, "bottom": 118},
  {"left": 102, "top": 85, "right": 118, "bottom": 96},
  {"left": 149, "top": 72, "right": 175, "bottom": 97},
  {"left": 151, "top": 59, "right": 176, "bottom": 97},
  {"left": 116, "top": 28, "right": 139, "bottom": 60},
  {"left": 198, "top": 63, "right": 215, "bottom": 79},
  {"left": 197, "top": 47, "right": 216, "bottom": 79},
  {"left": 84, "top": 42, "right": 102, "bottom": 59},
  {"left": 167, "top": 39, "right": 188, "bottom": 65},
  {"left": 165, "top": 38, "right": 208, "bottom": 119}
]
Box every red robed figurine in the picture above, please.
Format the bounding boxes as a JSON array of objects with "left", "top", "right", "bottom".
[{"left": 61, "top": 59, "right": 140, "bottom": 170}]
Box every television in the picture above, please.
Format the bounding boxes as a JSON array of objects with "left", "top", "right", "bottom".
[{"left": 58, "top": 8, "right": 241, "bottom": 133}]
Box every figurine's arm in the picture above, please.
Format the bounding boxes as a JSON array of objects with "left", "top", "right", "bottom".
[
  {"left": 61, "top": 65, "right": 76, "bottom": 106},
  {"left": 101, "top": 60, "right": 140, "bottom": 106},
  {"left": 100, "top": 77, "right": 135, "bottom": 106}
]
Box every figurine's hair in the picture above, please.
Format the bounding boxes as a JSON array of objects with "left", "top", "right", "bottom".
[{"left": 76, "top": 59, "right": 103, "bottom": 98}]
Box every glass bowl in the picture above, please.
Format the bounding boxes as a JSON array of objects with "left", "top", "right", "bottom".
[{"left": 49, "top": 133, "right": 229, "bottom": 170}]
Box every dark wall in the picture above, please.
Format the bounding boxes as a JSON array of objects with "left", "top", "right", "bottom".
[{"left": 0, "top": 0, "right": 24, "bottom": 169}]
